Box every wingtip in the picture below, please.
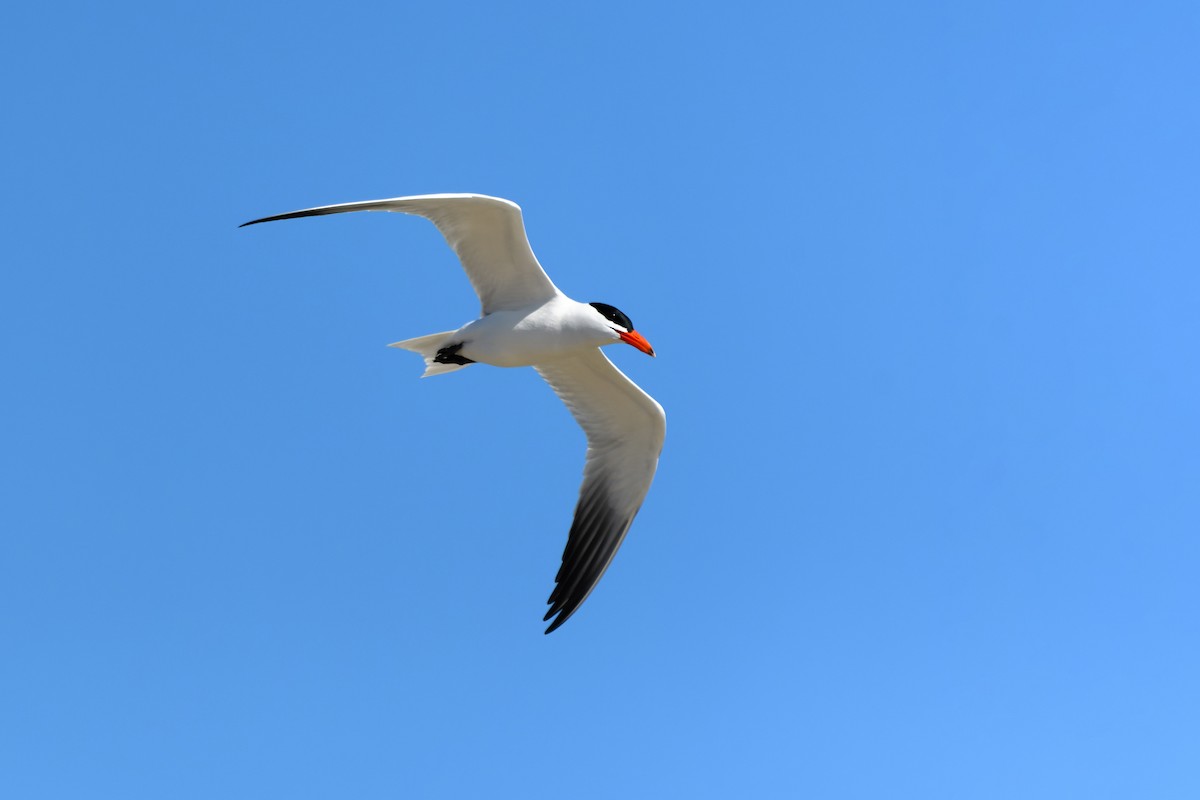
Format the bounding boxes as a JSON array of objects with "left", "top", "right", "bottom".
[{"left": 543, "top": 600, "right": 579, "bottom": 633}]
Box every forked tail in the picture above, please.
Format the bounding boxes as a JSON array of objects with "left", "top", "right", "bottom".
[{"left": 388, "top": 331, "right": 473, "bottom": 377}]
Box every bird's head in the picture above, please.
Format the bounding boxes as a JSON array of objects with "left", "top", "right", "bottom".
[{"left": 589, "top": 302, "right": 655, "bottom": 357}]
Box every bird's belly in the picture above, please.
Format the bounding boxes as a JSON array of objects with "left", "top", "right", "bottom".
[{"left": 455, "top": 310, "right": 600, "bottom": 367}]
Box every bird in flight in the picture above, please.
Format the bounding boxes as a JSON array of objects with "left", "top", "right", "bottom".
[{"left": 241, "top": 194, "right": 665, "bottom": 633}]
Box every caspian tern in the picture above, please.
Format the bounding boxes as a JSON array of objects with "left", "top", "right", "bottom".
[{"left": 241, "top": 194, "right": 665, "bottom": 633}]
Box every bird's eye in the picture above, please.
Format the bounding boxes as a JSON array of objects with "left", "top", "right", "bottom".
[{"left": 589, "top": 302, "right": 634, "bottom": 331}]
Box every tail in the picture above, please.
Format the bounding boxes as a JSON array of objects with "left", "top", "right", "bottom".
[
  {"left": 388, "top": 328, "right": 472, "bottom": 379},
  {"left": 388, "top": 330, "right": 472, "bottom": 377}
]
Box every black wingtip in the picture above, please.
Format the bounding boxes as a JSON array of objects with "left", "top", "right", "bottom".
[
  {"left": 543, "top": 602, "right": 582, "bottom": 634},
  {"left": 238, "top": 210, "right": 308, "bottom": 228}
]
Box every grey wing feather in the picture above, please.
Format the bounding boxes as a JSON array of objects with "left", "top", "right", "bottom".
[
  {"left": 535, "top": 349, "right": 665, "bottom": 633},
  {"left": 241, "top": 193, "right": 561, "bottom": 313}
]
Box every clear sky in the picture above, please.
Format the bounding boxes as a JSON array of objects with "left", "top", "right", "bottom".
[{"left": 3, "top": 1, "right": 1198, "bottom": 797}]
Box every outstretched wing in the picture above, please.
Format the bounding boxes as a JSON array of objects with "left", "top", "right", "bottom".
[
  {"left": 535, "top": 348, "right": 666, "bottom": 633},
  {"left": 242, "top": 193, "right": 561, "bottom": 313}
]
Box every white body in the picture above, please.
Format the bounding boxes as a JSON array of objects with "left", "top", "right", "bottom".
[{"left": 452, "top": 297, "right": 621, "bottom": 367}]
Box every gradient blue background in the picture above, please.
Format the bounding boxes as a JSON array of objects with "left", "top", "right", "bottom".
[{"left": 3, "top": 2, "right": 1198, "bottom": 797}]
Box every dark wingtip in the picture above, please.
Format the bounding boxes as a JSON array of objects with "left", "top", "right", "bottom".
[
  {"left": 543, "top": 600, "right": 581, "bottom": 633},
  {"left": 239, "top": 210, "right": 310, "bottom": 228}
]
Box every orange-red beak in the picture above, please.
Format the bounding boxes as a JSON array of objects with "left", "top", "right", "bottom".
[{"left": 619, "top": 329, "right": 656, "bottom": 357}]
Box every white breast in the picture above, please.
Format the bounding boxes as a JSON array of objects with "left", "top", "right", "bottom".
[{"left": 455, "top": 298, "right": 615, "bottom": 367}]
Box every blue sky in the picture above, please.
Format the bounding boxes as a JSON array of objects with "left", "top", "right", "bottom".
[{"left": 3, "top": 1, "right": 1198, "bottom": 797}]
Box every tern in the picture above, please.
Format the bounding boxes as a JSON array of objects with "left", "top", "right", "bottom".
[{"left": 241, "top": 194, "right": 665, "bottom": 633}]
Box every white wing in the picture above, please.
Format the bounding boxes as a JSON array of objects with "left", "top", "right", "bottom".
[
  {"left": 241, "top": 194, "right": 561, "bottom": 313},
  {"left": 535, "top": 348, "right": 666, "bottom": 633}
]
